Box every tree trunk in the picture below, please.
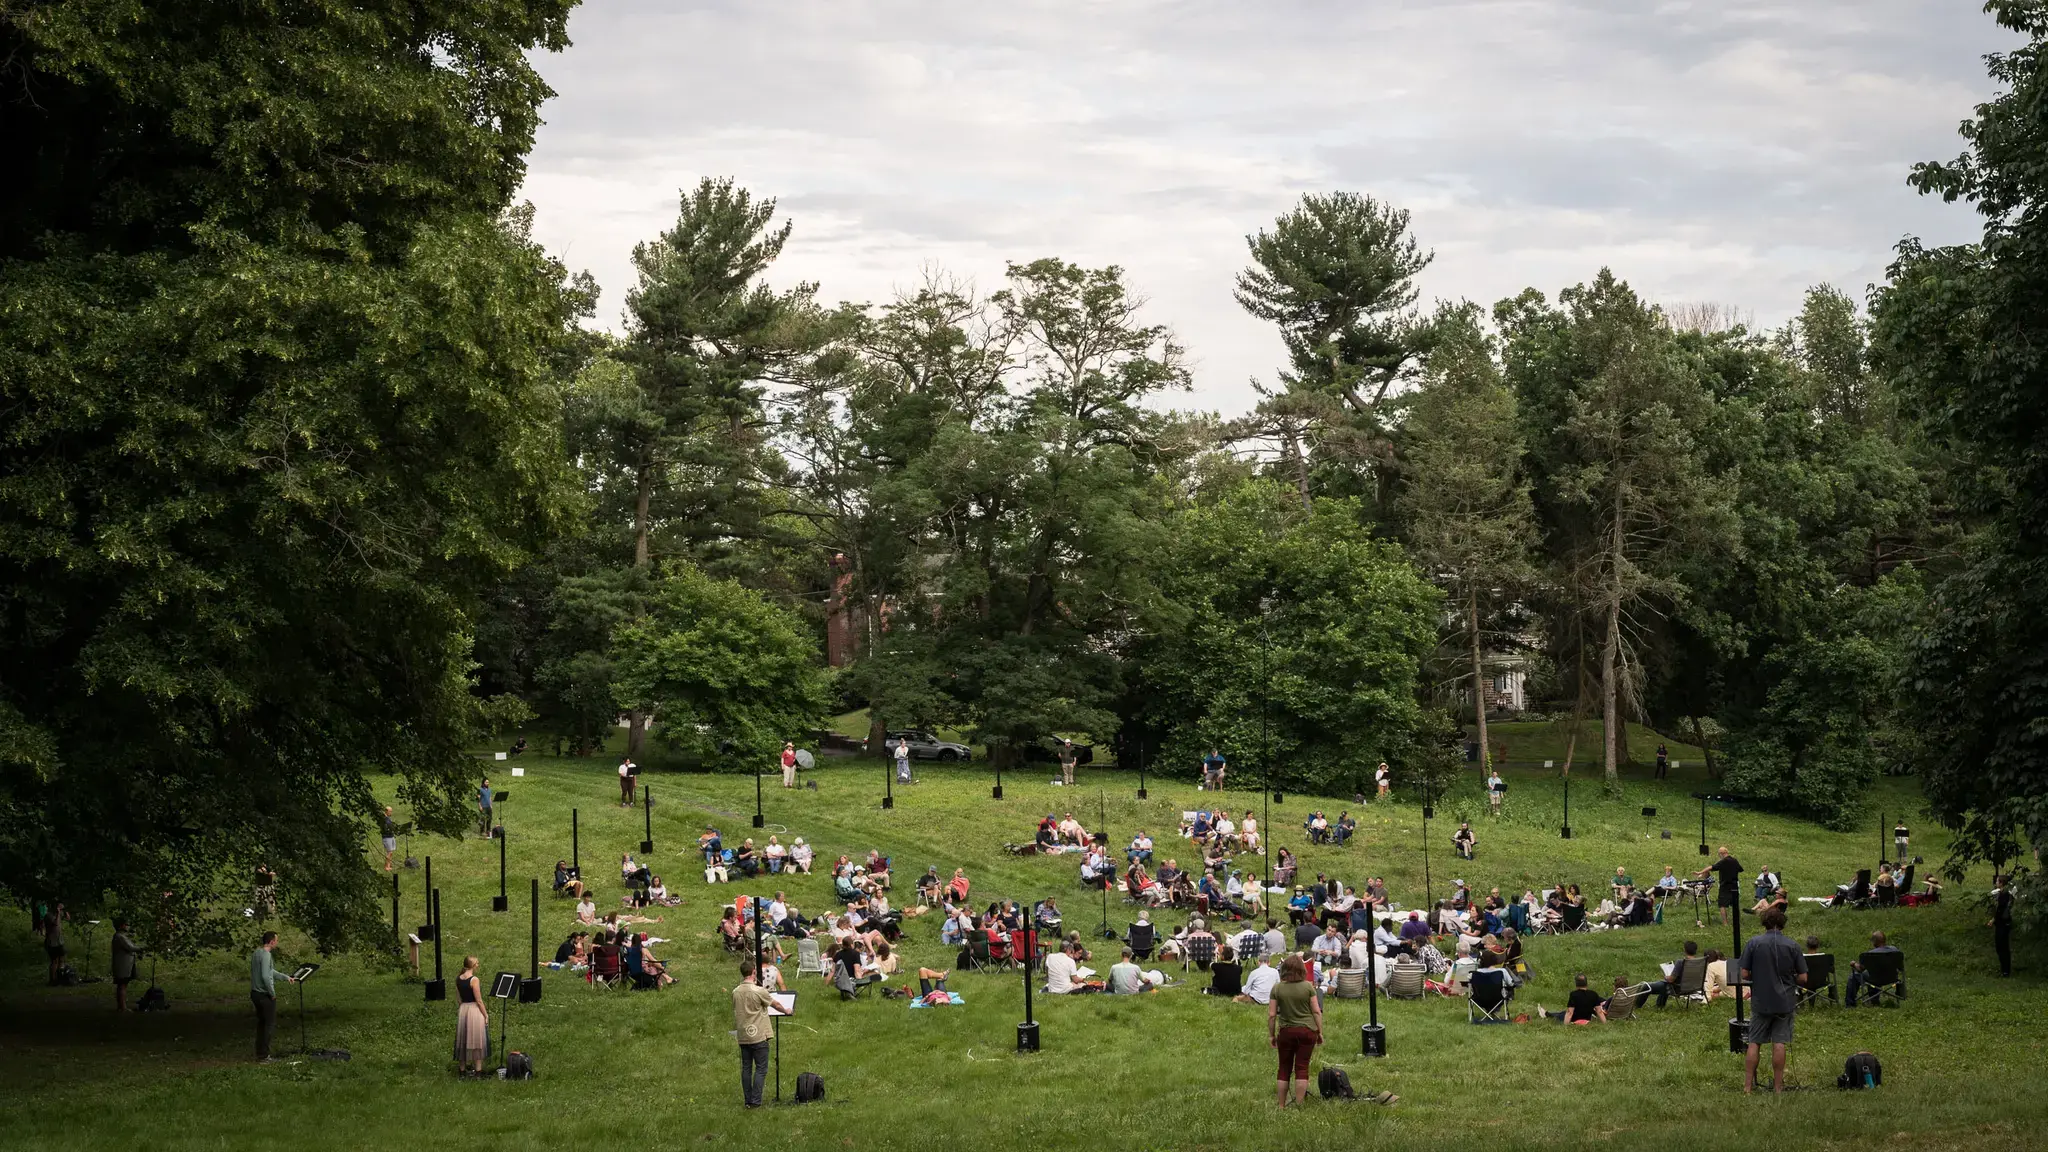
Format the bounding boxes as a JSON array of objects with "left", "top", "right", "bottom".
[
  {"left": 1601, "top": 496, "right": 1624, "bottom": 783},
  {"left": 627, "top": 461, "right": 654, "bottom": 757},
  {"left": 1691, "top": 715, "right": 1718, "bottom": 780},
  {"left": 867, "top": 711, "right": 888, "bottom": 761},
  {"left": 1560, "top": 648, "right": 1588, "bottom": 775},
  {"left": 1468, "top": 589, "right": 1489, "bottom": 772},
  {"left": 1285, "top": 425, "right": 1312, "bottom": 512}
]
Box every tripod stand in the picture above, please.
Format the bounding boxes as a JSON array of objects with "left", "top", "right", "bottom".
[{"left": 291, "top": 965, "right": 349, "bottom": 1060}]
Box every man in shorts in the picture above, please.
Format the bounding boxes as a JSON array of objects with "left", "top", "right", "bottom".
[
  {"left": 1738, "top": 905, "right": 1807, "bottom": 1094},
  {"left": 1697, "top": 845, "right": 1743, "bottom": 926}
]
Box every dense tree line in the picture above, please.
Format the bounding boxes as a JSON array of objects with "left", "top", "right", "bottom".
[{"left": 7, "top": 0, "right": 2045, "bottom": 947}]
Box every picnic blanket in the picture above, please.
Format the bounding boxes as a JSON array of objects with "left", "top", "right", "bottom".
[{"left": 909, "top": 992, "right": 966, "bottom": 1008}]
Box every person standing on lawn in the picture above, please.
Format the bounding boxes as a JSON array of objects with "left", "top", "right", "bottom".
[
  {"left": 1696, "top": 846, "right": 1743, "bottom": 926},
  {"left": 476, "top": 777, "right": 493, "bottom": 838},
  {"left": 1267, "top": 954, "right": 1322, "bottom": 1106},
  {"left": 732, "top": 959, "right": 778, "bottom": 1108},
  {"left": 619, "top": 756, "right": 635, "bottom": 805},
  {"left": 781, "top": 741, "right": 798, "bottom": 788},
  {"left": 1990, "top": 874, "right": 2015, "bottom": 977},
  {"left": 1738, "top": 905, "right": 1806, "bottom": 1095},
  {"left": 894, "top": 737, "right": 912, "bottom": 785},
  {"left": 1059, "top": 739, "right": 1077, "bottom": 786},
  {"left": 249, "top": 930, "right": 294, "bottom": 1062},
  {"left": 380, "top": 806, "right": 398, "bottom": 871},
  {"left": 111, "top": 920, "right": 140, "bottom": 1012}
]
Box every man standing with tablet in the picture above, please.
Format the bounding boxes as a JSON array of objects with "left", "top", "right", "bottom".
[{"left": 732, "top": 959, "right": 777, "bottom": 1108}]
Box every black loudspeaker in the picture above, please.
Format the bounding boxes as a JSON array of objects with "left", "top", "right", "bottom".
[
  {"left": 1727, "top": 1017, "right": 1748, "bottom": 1054},
  {"left": 424, "top": 979, "right": 446, "bottom": 1001},
  {"left": 1641, "top": 807, "right": 1657, "bottom": 817},
  {"left": 1422, "top": 806, "right": 1434, "bottom": 819},
  {"left": 519, "top": 977, "right": 543, "bottom": 1003},
  {"left": 491, "top": 895, "right": 509, "bottom": 912},
  {"left": 417, "top": 924, "right": 437, "bottom": 942},
  {"left": 1361, "top": 1023, "right": 1386, "bottom": 1057},
  {"left": 1017, "top": 1021, "right": 1040, "bottom": 1052},
  {"left": 639, "top": 840, "right": 653, "bottom": 854}
]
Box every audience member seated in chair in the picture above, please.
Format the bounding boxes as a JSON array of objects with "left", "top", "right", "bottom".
[
  {"left": 1206, "top": 944, "right": 1243, "bottom": 996},
  {"left": 1467, "top": 967, "right": 1510, "bottom": 1022},
  {"left": 1648, "top": 940, "right": 1701, "bottom": 1007},
  {"left": 1453, "top": 822, "right": 1477, "bottom": 860},
  {"left": 1125, "top": 917, "right": 1156, "bottom": 961},
  {"left": 553, "top": 861, "right": 585, "bottom": 899},
  {"left": 589, "top": 934, "right": 624, "bottom": 988},
  {"left": 625, "top": 933, "right": 672, "bottom": 989},
  {"left": 1846, "top": 930, "right": 1906, "bottom": 1007},
  {"left": 832, "top": 939, "right": 881, "bottom": 1000}
]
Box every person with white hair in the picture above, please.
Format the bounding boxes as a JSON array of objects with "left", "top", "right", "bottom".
[{"left": 789, "top": 837, "right": 813, "bottom": 874}]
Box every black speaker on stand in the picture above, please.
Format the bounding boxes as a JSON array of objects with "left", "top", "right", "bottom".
[{"left": 521, "top": 878, "right": 543, "bottom": 1003}]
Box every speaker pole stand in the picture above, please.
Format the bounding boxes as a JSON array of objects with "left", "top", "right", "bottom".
[{"left": 773, "top": 1016, "right": 781, "bottom": 1104}]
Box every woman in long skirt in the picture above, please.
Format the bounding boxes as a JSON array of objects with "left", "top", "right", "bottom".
[{"left": 454, "top": 956, "right": 489, "bottom": 1074}]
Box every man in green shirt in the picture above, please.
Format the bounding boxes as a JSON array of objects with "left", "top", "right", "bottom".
[
  {"left": 730, "top": 959, "right": 779, "bottom": 1107},
  {"left": 249, "top": 931, "right": 294, "bottom": 1062}
]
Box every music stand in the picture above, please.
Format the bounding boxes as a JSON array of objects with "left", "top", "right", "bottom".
[
  {"left": 491, "top": 971, "right": 520, "bottom": 1073},
  {"left": 769, "top": 992, "right": 795, "bottom": 1103},
  {"left": 291, "top": 964, "right": 349, "bottom": 1060},
  {"left": 77, "top": 920, "right": 104, "bottom": 984}
]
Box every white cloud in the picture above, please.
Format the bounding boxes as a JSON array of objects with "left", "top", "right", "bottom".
[{"left": 519, "top": 0, "right": 2013, "bottom": 413}]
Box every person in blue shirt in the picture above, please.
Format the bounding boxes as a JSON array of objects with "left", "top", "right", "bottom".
[
  {"left": 1202, "top": 750, "right": 1227, "bottom": 791},
  {"left": 477, "top": 778, "right": 494, "bottom": 838}
]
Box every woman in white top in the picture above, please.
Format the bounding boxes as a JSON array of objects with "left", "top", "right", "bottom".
[
  {"left": 789, "top": 838, "right": 813, "bottom": 873},
  {"left": 575, "top": 896, "right": 597, "bottom": 925},
  {"left": 1240, "top": 813, "right": 1260, "bottom": 852}
]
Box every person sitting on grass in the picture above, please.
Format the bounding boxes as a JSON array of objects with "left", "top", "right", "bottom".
[
  {"left": 628, "top": 933, "right": 675, "bottom": 988},
  {"left": 1208, "top": 944, "right": 1245, "bottom": 997},
  {"left": 1129, "top": 830, "right": 1155, "bottom": 865},
  {"left": 1057, "top": 813, "right": 1089, "bottom": 846},
  {"left": 1044, "top": 939, "right": 1103, "bottom": 994},
  {"left": 1241, "top": 812, "right": 1262, "bottom": 853},
  {"left": 948, "top": 868, "right": 971, "bottom": 904},
  {"left": 646, "top": 875, "right": 680, "bottom": 907},
  {"left": 698, "top": 827, "right": 722, "bottom": 863},
  {"left": 718, "top": 906, "right": 747, "bottom": 949},
  {"left": 1236, "top": 953, "right": 1280, "bottom": 1005},
  {"left": 1703, "top": 948, "right": 1745, "bottom": 1002},
  {"left": 575, "top": 895, "right": 598, "bottom": 925},
  {"left": 1312, "top": 924, "right": 1346, "bottom": 971},
  {"left": 552, "top": 931, "right": 590, "bottom": 970},
  {"left": 1108, "top": 947, "right": 1154, "bottom": 995},
  {"left": 1536, "top": 973, "right": 1607, "bottom": 1024},
  {"left": 864, "top": 850, "right": 892, "bottom": 889},
  {"left": 1453, "top": 822, "right": 1477, "bottom": 860}
]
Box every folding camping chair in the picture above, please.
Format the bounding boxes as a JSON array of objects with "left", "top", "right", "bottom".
[
  {"left": 1854, "top": 950, "right": 1906, "bottom": 1007},
  {"left": 1125, "top": 921, "right": 1156, "bottom": 962},
  {"left": 1560, "top": 904, "right": 1589, "bottom": 933},
  {"left": 1797, "top": 953, "right": 1837, "bottom": 1008},
  {"left": 1607, "top": 983, "right": 1650, "bottom": 1021},
  {"left": 1664, "top": 955, "right": 1707, "bottom": 1008},
  {"left": 964, "top": 935, "right": 995, "bottom": 973},
  {"left": 1333, "top": 967, "right": 1368, "bottom": 1000},
  {"left": 796, "top": 938, "right": 825, "bottom": 979},
  {"left": 1468, "top": 968, "right": 1510, "bottom": 1023},
  {"left": 1184, "top": 933, "right": 1216, "bottom": 974}
]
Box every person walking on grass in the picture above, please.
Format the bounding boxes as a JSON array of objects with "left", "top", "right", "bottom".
[
  {"left": 1739, "top": 905, "right": 1806, "bottom": 1094},
  {"left": 731, "top": 959, "right": 778, "bottom": 1108},
  {"left": 895, "top": 737, "right": 912, "bottom": 785},
  {"left": 380, "top": 806, "right": 398, "bottom": 872},
  {"left": 781, "top": 741, "right": 798, "bottom": 788},
  {"left": 1267, "top": 954, "right": 1322, "bottom": 1106},
  {"left": 249, "top": 930, "right": 294, "bottom": 1062}
]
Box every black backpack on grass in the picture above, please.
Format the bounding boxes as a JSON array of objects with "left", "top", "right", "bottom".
[
  {"left": 1318, "top": 1066, "right": 1355, "bottom": 1100},
  {"left": 1838, "top": 1051, "right": 1881, "bottom": 1089},
  {"left": 795, "top": 1072, "right": 825, "bottom": 1103},
  {"left": 504, "top": 1051, "right": 533, "bottom": 1080}
]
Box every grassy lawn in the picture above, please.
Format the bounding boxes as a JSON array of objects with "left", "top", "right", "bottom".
[{"left": 1, "top": 750, "right": 2039, "bottom": 1151}]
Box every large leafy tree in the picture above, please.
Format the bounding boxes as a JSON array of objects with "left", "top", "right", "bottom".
[
  {"left": 610, "top": 564, "right": 832, "bottom": 772},
  {"left": 1234, "top": 192, "right": 1435, "bottom": 512},
  {"left": 1396, "top": 304, "right": 1539, "bottom": 767},
  {"left": 1135, "top": 480, "right": 1441, "bottom": 794},
  {"left": 0, "top": 1, "right": 583, "bottom": 952},
  {"left": 1873, "top": 0, "right": 2048, "bottom": 890},
  {"left": 1499, "top": 271, "right": 1722, "bottom": 783}
]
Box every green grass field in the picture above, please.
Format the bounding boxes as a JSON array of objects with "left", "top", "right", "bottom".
[{"left": 1, "top": 748, "right": 2039, "bottom": 1151}]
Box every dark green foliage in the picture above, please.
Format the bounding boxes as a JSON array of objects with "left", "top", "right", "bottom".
[
  {"left": 1135, "top": 481, "right": 1441, "bottom": 794},
  {"left": 1874, "top": 1, "right": 2048, "bottom": 894},
  {"left": 0, "top": 0, "right": 581, "bottom": 951},
  {"left": 610, "top": 564, "right": 831, "bottom": 772}
]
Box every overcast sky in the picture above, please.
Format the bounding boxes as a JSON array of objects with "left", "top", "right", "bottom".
[{"left": 519, "top": 1, "right": 2012, "bottom": 414}]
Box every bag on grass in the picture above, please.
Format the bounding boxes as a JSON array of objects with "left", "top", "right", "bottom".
[
  {"left": 795, "top": 1072, "right": 825, "bottom": 1103},
  {"left": 1838, "top": 1051, "right": 1881, "bottom": 1089},
  {"left": 137, "top": 986, "right": 168, "bottom": 1011},
  {"left": 504, "top": 1051, "right": 533, "bottom": 1080},
  {"left": 1318, "top": 1066, "right": 1355, "bottom": 1100}
]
